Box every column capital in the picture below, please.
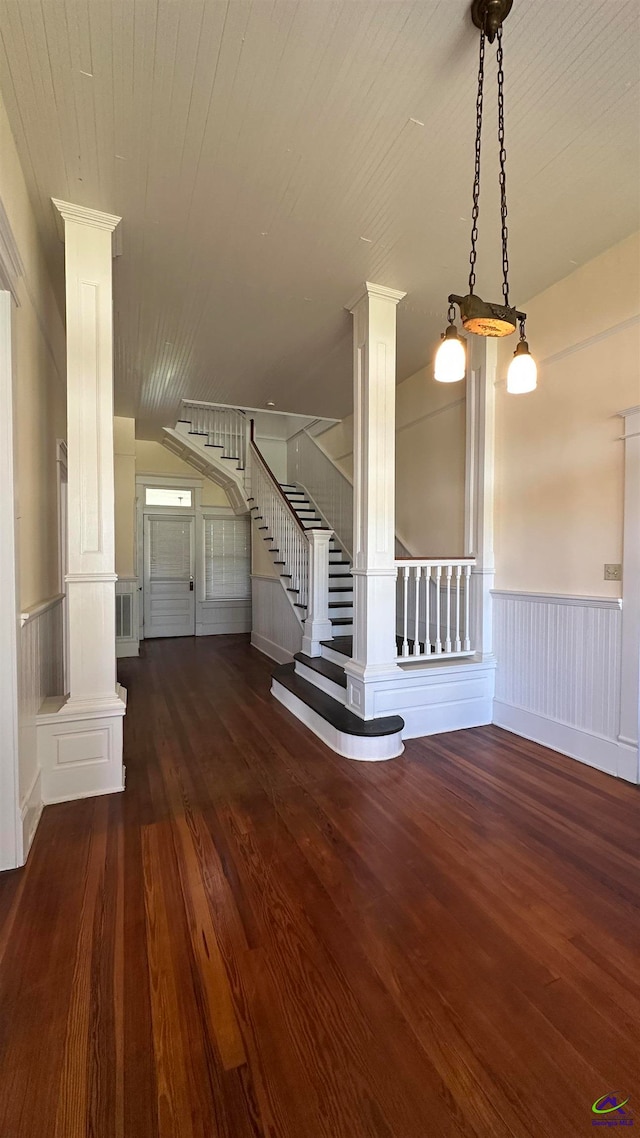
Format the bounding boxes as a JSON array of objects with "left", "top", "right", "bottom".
[
  {"left": 52, "top": 199, "right": 122, "bottom": 255},
  {"left": 346, "top": 281, "right": 406, "bottom": 313}
]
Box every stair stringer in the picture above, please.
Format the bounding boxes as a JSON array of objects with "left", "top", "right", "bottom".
[
  {"left": 250, "top": 514, "right": 306, "bottom": 631},
  {"left": 162, "top": 425, "right": 248, "bottom": 514}
]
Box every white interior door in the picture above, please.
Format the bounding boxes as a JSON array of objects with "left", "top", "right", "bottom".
[{"left": 144, "top": 514, "right": 195, "bottom": 638}]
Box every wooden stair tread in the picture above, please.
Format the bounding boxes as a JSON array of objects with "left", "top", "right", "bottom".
[
  {"left": 272, "top": 664, "right": 403, "bottom": 737},
  {"left": 322, "top": 636, "right": 353, "bottom": 658}
]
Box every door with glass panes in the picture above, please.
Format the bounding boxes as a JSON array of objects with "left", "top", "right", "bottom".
[{"left": 143, "top": 514, "right": 195, "bottom": 637}]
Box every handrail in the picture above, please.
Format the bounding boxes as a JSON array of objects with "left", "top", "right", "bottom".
[
  {"left": 250, "top": 432, "right": 307, "bottom": 535},
  {"left": 396, "top": 558, "right": 475, "bottom": 567},
  {"left": 181, "top": 398, "right": 246, "bottom": 417}
]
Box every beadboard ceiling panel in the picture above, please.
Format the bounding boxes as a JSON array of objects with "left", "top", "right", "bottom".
[{"left": 0, "top": 0, "right": 638, "bottom": 436}]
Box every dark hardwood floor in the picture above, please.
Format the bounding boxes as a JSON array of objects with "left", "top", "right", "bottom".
[{"left": 1, "top": 634, "right": 639, "bottom": 1137}]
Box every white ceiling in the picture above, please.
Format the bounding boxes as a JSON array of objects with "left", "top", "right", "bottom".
[{"left": 1, "top": 0, "right": 639, "bottom": 438}]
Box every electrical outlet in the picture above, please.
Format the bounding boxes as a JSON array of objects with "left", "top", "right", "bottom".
[{"left": 604, "top": 564, "right": 622, "bottom": 581}]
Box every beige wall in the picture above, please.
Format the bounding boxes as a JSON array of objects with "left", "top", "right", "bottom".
[
  {"left": 114, "top": 417, "right": 136, "bottom": 578},
  {"left": 135, "top": 440, "right": 230, "bottom": 507},
  {"left": 1, "top": 92, "right": 66, "bottom": 609},
  {"left": 495, "top": 231, "right": 640, "bottom": 596},
  {"left": 319, "top": 367, "right": 466, "bottom": 556}
]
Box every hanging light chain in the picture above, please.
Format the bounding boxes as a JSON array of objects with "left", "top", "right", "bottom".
[
  {"left": 468, "top": 28, "right": 485, "bottom": 296},
  {"left": 496, "top": 25, "right": 510, "bottom": 306}
]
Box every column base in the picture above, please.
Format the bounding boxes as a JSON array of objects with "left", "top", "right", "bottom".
[
  {"left": 344, "top": 660, "right": 402, "bottom": 719},
  {"left": 302, "top": 618, "right": 334, "bottom": 658},
  {"left": 36, "top": 685, "right": 127, "bottom": 805}
]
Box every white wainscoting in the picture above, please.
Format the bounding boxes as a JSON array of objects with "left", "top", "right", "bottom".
[
  {"left": 19, "top": 594, "right": 65, "bottom": 855},
  {"left": 287, "top": 431, "right": 353, "bottom": 557},
  {"left": 492, "top": 590, "right": 629, "bottom": 778},
  {"left": 197, "top": 599, "right": 251, "bottom": 636},
  {"left": 251, "top": 575, "right": 302, "bottom": 663},
  {"left": 115, "top": 577, "right": 140, "bottom": 657}
]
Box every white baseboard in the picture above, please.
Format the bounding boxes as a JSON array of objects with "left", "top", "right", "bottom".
[
  {"left": 251, "top": 631, "right": 294, "bottom": 664},
  {"left": 20, "top": 768, "right": 43, "bottom": 860},
  {"left": 402, "top": 695, "right": 493, "bottom": 739},
  {"left": 492, "top": 699, "right": 633, "bottom": 779},
  {"left": 116, "top": 638, "right": 139, "bottom": 658}
]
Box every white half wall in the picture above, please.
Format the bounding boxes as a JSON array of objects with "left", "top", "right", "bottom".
[
  {"left": 492, "top": 590, "right": 634, "bottom": 780},
  {"left": 251, "top": 574, "right": 302, "bottom": 663}
]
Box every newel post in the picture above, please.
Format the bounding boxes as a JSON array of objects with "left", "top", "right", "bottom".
[{"left": 302, "top": 529, "right": 333, "bottom": 657}]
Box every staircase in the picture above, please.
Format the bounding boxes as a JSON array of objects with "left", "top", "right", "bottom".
[
  {"left": 275, "top": 483, "right": 353, "bottom": 637},
  {"left": 262, "top": 482, "right": 404, "bottom": 760},
  {"left": 164, "top": 400, "right": 494, "bottom": 761}
]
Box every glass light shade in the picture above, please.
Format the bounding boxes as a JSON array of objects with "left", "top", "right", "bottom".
[
  {"left": 507, "top": 341, "right": 537, "bottom": 394},
  {"left": 434, "top": 329, "right": 466, "bottom": 383}
]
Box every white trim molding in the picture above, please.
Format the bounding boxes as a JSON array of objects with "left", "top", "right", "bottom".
[
  {"left": 0, "top": 197, "right": 24, "bottom": 304},
  {"left": 0, "top": 287, "right": 21, "bottom": 869},
  {"left": 21, "top": 593, "right": 66, "bottom": 627},
  {"left": 617, "top": 405, "right": 640, "bottom": 782}
]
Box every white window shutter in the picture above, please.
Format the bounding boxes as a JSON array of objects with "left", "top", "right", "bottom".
[{"left": 204, "top": 517, "right": 250, "bottom": 600}]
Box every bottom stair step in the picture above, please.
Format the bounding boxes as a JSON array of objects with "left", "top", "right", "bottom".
[{"left": 271, "top": 663, "right": 404, "bottom": 762}]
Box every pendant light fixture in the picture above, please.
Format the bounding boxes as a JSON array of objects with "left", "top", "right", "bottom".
[{"left": 434, "top": 0, "right": 537, "bottom": 393}]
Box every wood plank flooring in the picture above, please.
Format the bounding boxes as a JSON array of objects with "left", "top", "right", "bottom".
[{"left": 1, "top": 633, "right": 639, "bottom": 1137}]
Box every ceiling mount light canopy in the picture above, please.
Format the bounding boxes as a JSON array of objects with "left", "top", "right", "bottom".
[{"left": 434, "top": 0, "right": 537, "bottom": 392}]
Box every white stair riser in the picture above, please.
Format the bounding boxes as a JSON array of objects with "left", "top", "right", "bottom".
[
  {"left": 328, "top": 605, "right": 353, "bottom": 619},
  {"left": 329, "top": 591, "right": 354, "bottom": 603},
  {"left": 321, "top": 643, "right": 351, "bottom": 665},
  {"left": 329, "top": 563, "right": 352, "bottom": 574},
  {"left": 294, "top": 661, "right": 347, "bottom": 705},
  {"left": 271, "top": 679, "right": 403, "bottom": 761},
  {"left": 331, "top": 623, "right": 353, "bottom": 635}
]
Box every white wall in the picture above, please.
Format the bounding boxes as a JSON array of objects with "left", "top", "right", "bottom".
[
  {"left": 254, "top": 435, "right": 287, "bottom": 483},
  {"left": 319, "top": 366, "right": 466, "bottom": 557}
]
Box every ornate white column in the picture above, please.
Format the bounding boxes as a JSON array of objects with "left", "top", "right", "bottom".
[
  {"left": 464, "top": 335, "right": 497, "bottom": 661},
  {"left": 617, "top": 405, "right": 640, "bottom": 783},
  {"left": 344, "top": 282, "right": 406, "bottom": 719},
  {"left": 302, "top": 528, "right": 333, "bottom": 657},
  {"left": 37, "top": 201, "right": 126, "bottom": 803}
]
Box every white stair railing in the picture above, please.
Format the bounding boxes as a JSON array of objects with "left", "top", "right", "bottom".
[
  {"left": 250, "top": 441, "right": 310, "bottom": 609},
  {"left": 180, "top": 400, "right": 247, "bottom": 469},
  {"left": 288, "top": 430, "right": 353, "bottom": 557},
  {"left": 395, "top": 559, "right": 476, "bottom": 661}
]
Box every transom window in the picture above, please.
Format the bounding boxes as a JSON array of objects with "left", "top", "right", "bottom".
[{"left": 145, "top": 487, "right": 193, "bottom": 508}]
